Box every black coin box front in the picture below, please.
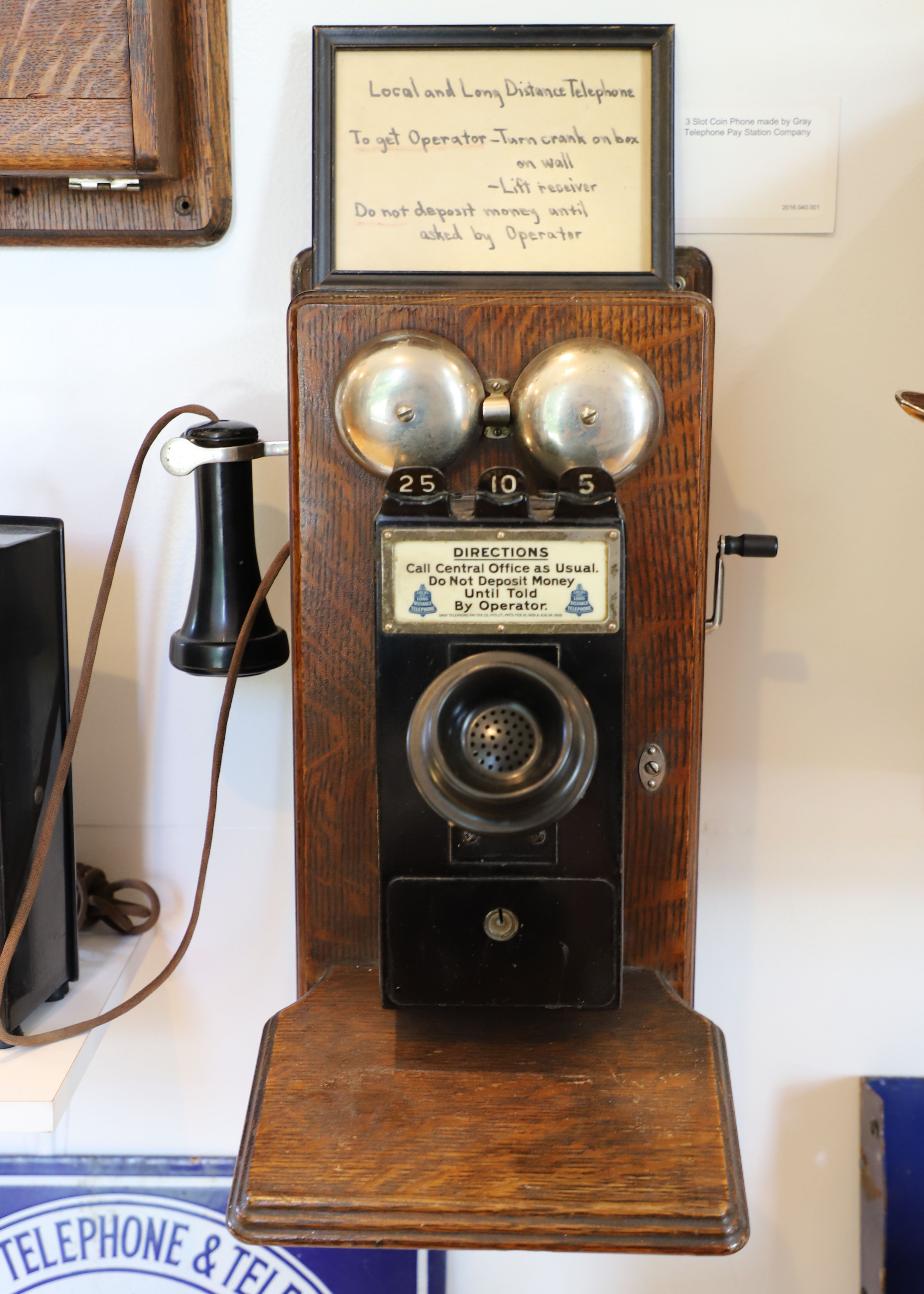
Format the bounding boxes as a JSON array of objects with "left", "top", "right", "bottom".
[{"left": 374, "top": 469, "right": 626, "bottom": 1009}]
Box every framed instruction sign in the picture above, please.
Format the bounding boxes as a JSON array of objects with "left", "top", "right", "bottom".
[{"left": 313, "top": 25, "right": 674, "bottom": 289}]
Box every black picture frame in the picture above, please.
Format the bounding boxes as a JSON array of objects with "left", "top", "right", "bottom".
[{"left": 312, "top": 24, "right": 675, "bottom": 291}]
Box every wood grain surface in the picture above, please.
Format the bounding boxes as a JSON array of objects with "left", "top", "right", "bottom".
[
  {"left": 290, "top": 245, "right": 715, "bottom": 300},
  {"left": 229, "top": 964, "right": 747, "bottom": 1252},
  {"left": 289, "top": 289, "right": 713, "bottom": 1001},
  {"left": 0, "top": 0, "right": 176, "bottom": 175},
  {"left": 0, "top": 101, "right": 134, "bottom": 172},
  {"left": 127, "top": 0, "right": 178, "bottom": 175},
  {"left": 0, "top": 0, "right": 132, "bottom": 173},
  {"left": 0, "top": 0, "right": 130, "bottom": 101},
  {"left": 0, "top": 0, "right": 229, "bottom": 243}
]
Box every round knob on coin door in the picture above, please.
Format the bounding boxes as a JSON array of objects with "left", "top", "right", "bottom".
[
  {"left": 510, "top": 337, "right": 665, "bottom": 483},
  {"left": 407, "top": 651, "right": 598, "bottom": 835},
  {"left": 333, "top": 330, "right": 484, "bottom": 477}
]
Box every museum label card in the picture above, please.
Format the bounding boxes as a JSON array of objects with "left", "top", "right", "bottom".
[{"left": 677, "top": 101, "right": 839, "bottom": 233}]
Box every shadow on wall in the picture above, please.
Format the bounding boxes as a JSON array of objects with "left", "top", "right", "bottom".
[
  {"left": 698, "top": 440, "right": 800, "bottom": 1056},
  {"left": 65, "top": 549, "right": 146, "bottom": 840},
  {"left": 697, "top": 100, "right": 924, "bottom": 1097},
  {"left": 157, "top": 432, "right": 293, "bottom": 816},
  {"left": 707, "top": 109, "right": 924, "bottom": 784},
  {"left": 254, "top": 498, "right": 293, "bottom": 638},
  {"left": 246, "top": 25, "right": 312, "bottom": 302},
  {"left": 63, "top": 466, "right": 293, "bottom": 877},
  {"left": 768, "top": 1077, "right": 860, "bottom": 1290}
]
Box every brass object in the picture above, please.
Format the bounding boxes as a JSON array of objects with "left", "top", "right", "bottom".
[{"left": 896, "top": 391, "right": 924, "bottom": 421}]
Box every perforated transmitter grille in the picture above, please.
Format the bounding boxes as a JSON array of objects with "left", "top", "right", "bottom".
[{"left": 464, "top": 704, "right": 540, "bottom": 777}]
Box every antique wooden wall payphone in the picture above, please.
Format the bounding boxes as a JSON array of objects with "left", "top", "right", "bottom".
[
  {"left": 218, "top": 24, "right": 781, "bottom": 1254},
  {"left": 219, "top": 255, "right": 779, "bottom": 1252}
]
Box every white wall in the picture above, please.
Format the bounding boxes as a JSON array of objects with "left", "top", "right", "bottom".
[{"left": 2, "top": 1, "right": 923, "bottom": 1290}]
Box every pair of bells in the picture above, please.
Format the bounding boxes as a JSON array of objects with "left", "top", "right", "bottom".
[{"left": 333, "top": 331, "right": 665, "bottom": 483}]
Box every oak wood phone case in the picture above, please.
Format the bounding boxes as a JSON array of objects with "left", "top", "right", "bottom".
[{"left": 229, "top": 279, "right": 747, "bottom": 1254}]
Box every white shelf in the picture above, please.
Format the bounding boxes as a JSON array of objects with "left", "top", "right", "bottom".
[{"left": 0, "top": 929, "right": 154, "bottom": 1133}]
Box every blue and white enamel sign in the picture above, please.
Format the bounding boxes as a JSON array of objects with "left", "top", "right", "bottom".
[{"left": 0, "top": 1158, "right": 444, "bottom": 1294}]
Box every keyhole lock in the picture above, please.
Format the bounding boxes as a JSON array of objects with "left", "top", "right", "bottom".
[
  {"left": 638, "top": 742, "right": 667, "bottom": 793},
  {"left": 484, "top": 908, "right": 520, "bottom": 942}
]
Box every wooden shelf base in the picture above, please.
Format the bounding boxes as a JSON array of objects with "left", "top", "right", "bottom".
[{"left": 229, "top": 965, "right": 747, "bottom": 1254}]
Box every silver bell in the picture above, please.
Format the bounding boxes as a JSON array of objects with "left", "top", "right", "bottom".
[
  {"left": 510, "top": 338, "right": 664, "bottom": 482},
  {"left": 333, "top": 330, "right": 483, "bottom": 477}
]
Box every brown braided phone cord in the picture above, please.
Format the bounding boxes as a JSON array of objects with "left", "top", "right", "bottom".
[
  {"left": 0, "top": 405, "right": 291, "bottom": 1047},
  {"left": 76, "top": 863, "right": 161, "bottom": 935}
]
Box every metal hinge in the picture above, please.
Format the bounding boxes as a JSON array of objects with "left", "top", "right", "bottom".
[{"left": 67, "top": 177, "right": 141, "bottom": 192}]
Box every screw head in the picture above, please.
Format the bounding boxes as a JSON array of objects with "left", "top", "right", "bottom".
[
  {"left": 639, "top": 742, "right": 667, "bottom": 793},
  {"left": 580, "top": 405, "right": 598, "bottom": 425},
  {"left": 528, "top": 830, "right": 547, "bottom": 846},
  {"left": 395, "top": 404, "right": 414, "bottom": 423}
]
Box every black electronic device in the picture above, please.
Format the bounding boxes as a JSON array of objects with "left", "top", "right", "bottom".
[
  {"left": 0, "top": 517, "right": 77, "bottom": 1034},
  {"left": 375, "top": 465, "right": 626, "bottom": 1008}
]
